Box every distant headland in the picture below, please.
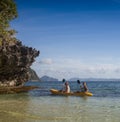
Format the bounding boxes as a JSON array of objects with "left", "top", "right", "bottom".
[{"left": 40, "top": 75, "right": 58, "bottom": 82}]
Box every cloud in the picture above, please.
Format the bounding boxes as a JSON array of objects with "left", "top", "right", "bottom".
[
  {"left": 39, "top": 58, "right": 53, "bottom": 65},
  {"left": 114, "top": 68, "right": 120, "bottom": 73},
  {"left": 31, "top": 57, "right": 120, "bottom": 80}
]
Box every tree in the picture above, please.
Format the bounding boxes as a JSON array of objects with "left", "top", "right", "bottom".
[{"left": 0, "top": 0, "right": 18, "bottom": 45}]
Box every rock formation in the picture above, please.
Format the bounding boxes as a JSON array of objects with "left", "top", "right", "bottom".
[
  {"left": 0, "top": 40, "right": 39, "bottom": 87},
  {"left": 28, "top": 68, "right": 40, "bottom": 81}
]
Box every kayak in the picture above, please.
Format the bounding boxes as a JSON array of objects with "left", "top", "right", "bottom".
[{"left": 50, "top": 89, "right": 93, "bottom": 97}]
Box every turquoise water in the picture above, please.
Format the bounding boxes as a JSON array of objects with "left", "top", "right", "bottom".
[{"left": 0, "top": 81, "right": 120, "bottom": 122}]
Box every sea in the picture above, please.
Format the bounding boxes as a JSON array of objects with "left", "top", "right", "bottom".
[{"left": 0, "top": 81, "right": 120, "bottom": 122}]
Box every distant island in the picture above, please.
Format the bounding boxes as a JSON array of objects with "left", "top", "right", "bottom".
[
  {"left": 31, "top": 75, "right": 120, "bottom": 82},
  {"left": 28, "top": 71, "right": 120, "bottom": 82},
  {"left": 40, "top": 75, "right": 58, "bottom": 81}
]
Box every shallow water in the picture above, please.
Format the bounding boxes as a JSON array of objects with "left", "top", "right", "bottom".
[{"left": 0, "top": 81, "right": 120, "bottom": 122}]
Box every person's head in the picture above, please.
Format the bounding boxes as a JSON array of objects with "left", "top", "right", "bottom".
[
  {"left": 83, "top": 82, "right": 86, "bottom": 85},
  {"left": 65, "top": 81, "right": 69, "bottom": 85}
]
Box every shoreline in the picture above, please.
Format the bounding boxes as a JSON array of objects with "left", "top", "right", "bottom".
[{"left": 0, "top": 86, "right": 39, "bottom": 94}]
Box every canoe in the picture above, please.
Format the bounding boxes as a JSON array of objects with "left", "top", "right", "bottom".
[{"left": 50, "top": 89, "right": 93, "bottom": 96}]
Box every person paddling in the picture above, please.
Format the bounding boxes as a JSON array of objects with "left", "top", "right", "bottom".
[
  {"left": 83, "top": 82, "right": 89, "bottom": 92},
  {"left": 60, "top": 79, "right": 70, "bottom": 93},
  {"left": 64, "top": 81, "right": 70, "bottom": 93},
  {"left": 77, "top": 80, "right": 89, "bottom": 92}
]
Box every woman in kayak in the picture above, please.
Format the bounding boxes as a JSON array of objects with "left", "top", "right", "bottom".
[
  {"left": 83, "top": 82, "right": 89, "bottom": 92},
  {"left": 64, "top": 81, "right": 70, "bottom": 93}
]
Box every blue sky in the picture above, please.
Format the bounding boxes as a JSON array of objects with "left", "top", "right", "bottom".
[{"left": 11, "top": 0, "right": 120, "bottom": 80}]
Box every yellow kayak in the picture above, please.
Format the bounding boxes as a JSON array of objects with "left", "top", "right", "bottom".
[{"left": 50, "top": 89, "right": 93, "bottom": 97}]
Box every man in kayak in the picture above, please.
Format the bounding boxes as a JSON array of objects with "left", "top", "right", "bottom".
[{"left": 83, "top": 82, "right": 89, "bottom": 92}]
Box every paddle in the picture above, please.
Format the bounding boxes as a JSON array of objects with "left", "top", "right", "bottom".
[
  {"left": 77, "top": 80, "right": 81, "bottom": 84},
  {"left": 62, "top": 78, "right": 66, "bottom": 83},
  {"left": 77, "top": 80, "right": 81, "bottom": 92},
  {"left": 60, "top": 79, "right": 66, "bottom": 92}
]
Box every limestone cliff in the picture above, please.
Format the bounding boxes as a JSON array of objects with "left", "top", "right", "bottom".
[{"left": 0, "top": 40, "right": 39, "bottom": 87}]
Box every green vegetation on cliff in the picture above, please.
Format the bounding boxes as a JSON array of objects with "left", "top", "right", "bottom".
[{"left": 0, "top": 0, "right": 18, "bottom": 45}]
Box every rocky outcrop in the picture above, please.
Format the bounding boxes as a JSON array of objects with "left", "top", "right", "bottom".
[
  {"left": 0, "top": 40, "right": 39, "bottom": 87},
  {"left": 0, "top": 86, "right": 39, "bottom": 94},
  {"left": 28, "top": 68, "right": 40, "bottom": 81}
]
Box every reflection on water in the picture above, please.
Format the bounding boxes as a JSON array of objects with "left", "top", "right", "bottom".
[{"left": 0, "top": 93, "right": 120, "bottom": 122}]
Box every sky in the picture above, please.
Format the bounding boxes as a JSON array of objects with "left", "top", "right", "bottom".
[{"left": 11, "top": 0, "right": 120, "bottom": 80}]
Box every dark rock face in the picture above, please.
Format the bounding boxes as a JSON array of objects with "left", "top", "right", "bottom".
[
  {"left": 0, "top": 40, "right": 39, "bottom": 87},
  {"left": 28, "top": 68, "right": 40, "bottom": 81}
]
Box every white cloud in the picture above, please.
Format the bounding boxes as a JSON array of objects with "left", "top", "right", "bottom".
[
  {"left": 114, "top": 68, "right": 120, "bottom": 73},
  {"left": 31, "top": 57, "right": 120, "bottom": 80},
  {"left": 39, "top": 58, "right": 53, "bottom": 65}
]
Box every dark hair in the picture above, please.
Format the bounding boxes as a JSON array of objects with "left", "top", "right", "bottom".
[{"left": 65, "top": 81, "right": 69, "bottom": 85}]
